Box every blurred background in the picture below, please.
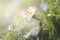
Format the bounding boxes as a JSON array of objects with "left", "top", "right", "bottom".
[{"left": 0, "top": 0, "right": 60, "bottom": 40}]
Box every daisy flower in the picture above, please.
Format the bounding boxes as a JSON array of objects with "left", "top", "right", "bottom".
[{"left": 23, "top": 6, "right": 36, "bottom": 21}]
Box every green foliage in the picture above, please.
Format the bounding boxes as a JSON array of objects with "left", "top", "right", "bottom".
[
  {"left": 1, "top": 30, "right": 26, "bottom": 40},
  {"left": 0, "top": 0, "right": 60, "bottom": 40},
  {"left": 2, "top": 31, "right": 16, "bottom": 40}
]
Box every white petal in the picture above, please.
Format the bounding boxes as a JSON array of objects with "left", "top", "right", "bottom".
[
  {"left": 30, "top": 29, "right": 38, "bottom": 36},
  {"left": 24, "top": 31, "right": 31, "bottom": 39},
  {"left": 8, "top": 24, "right": 13, "bottom": 31},
  {"left": 24, "top": 28, "right": 38, "bottom": 39}
]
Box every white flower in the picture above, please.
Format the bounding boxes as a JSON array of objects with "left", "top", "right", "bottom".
[
  {"left": 27, "top": 6, "right": 36, "bottom": 16},
  {"left": 39, "top": 3, "right": 48, "bottom": 11},
  {"left": 8, "top": 24, "right": 13, "bottom": 31},
  {"left": 24, "top": 31, "right": 31, "bottom": 39},
  {"left": 24, "top": 28, "right": 38, "bottom": 39},
  {"left": 30, "top": 29, "right": 38, "bottom": 36},
  {"left": 22, "top": 6, "right": 36, "bottom": 21}
]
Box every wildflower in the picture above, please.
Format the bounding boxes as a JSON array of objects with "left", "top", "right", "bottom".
[
  {"left": 24, "top": 28, "right": 38, "bottom": 39},
  {"left": 8, "top": 24, "right": 13, "bottom": 31},
  {"left": 23, "top": 6, "right": 36, "bottom": 21},
  {"left": 39, "top": 3, "right": 48, "bottom": 11}
]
